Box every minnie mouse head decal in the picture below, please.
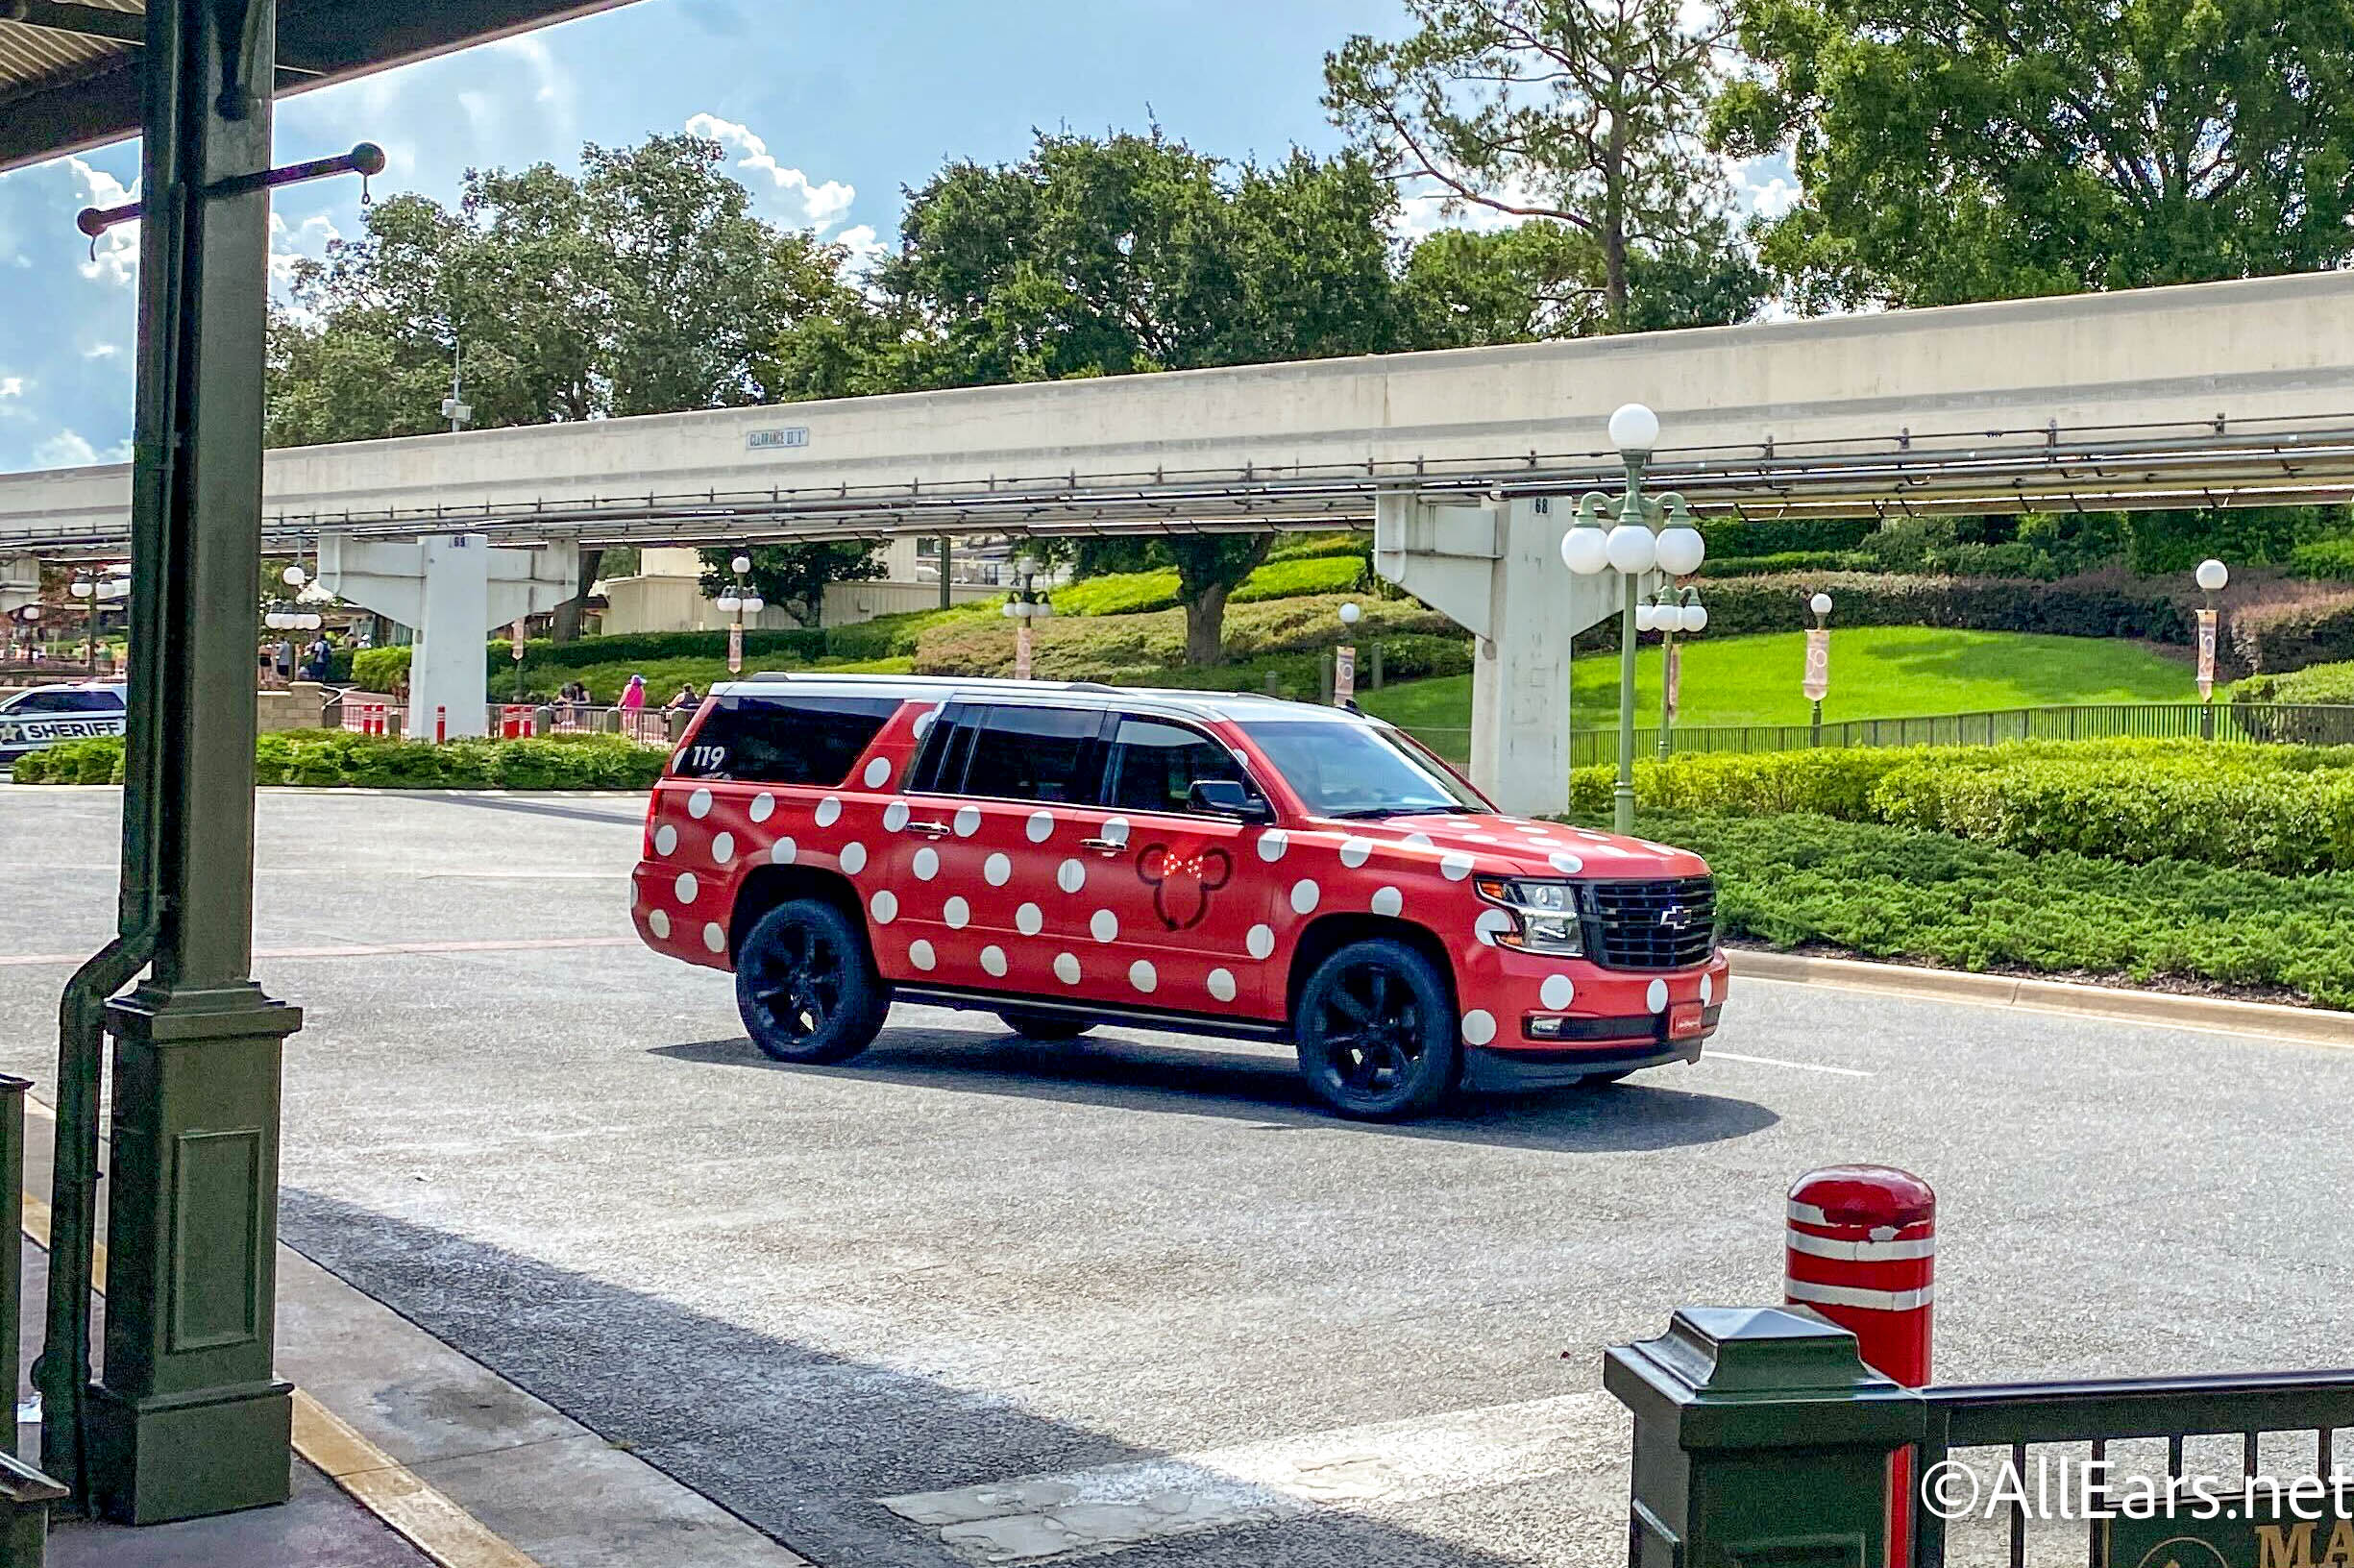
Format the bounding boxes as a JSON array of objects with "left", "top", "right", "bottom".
[{"left": 1137, "top": 843, "right": 1233, "bottom": 931}]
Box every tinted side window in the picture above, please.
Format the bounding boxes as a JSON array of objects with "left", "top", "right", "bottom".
[
  {"left": 1103, "top": 718, "right": 1258, "bottom": 814},
  {"left": 670, "top": 694, "right": 901, "bottom": 785},
  {"left": 936, "top": 705, "right": 1106, "bottom": 802},
  {"left": 11, "top": 690, "right": 121, "bottom": 714}
]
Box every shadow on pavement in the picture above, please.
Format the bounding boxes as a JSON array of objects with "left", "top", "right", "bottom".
[
  {"left": 280, "top": 1192, "right": 1541, "bottom": 1568},
  {"left": 651, "top": 1027, "right": 1778, "bottom": 1155}
]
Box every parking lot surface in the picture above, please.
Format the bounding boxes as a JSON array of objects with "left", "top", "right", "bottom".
[{"left": 3, "top": 787, "right": 2349, "bottom": 1567}]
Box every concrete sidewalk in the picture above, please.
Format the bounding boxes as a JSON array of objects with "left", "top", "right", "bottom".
[{"left": 16, "top": 1095, "right": 811, "bottom": 1568}]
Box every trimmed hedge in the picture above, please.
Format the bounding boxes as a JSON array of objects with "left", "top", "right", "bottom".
[
  {"left": 2235, "top": 661, "right": 2354, "bottom": 705},
  {"left": 12, "top": 730, "right": 665, "bottom": 790},
  {"left": 1696, "top": 551, "right": 1876, "bottom": 578},
  {"left": 1624, "top": 809, "right": 2354, "bottom": 1008},
  {"left": 1266, "top": 531, "right": 1372, "bottom": 562},
  {"left": 913, "top": 592, "right": 1459, "bottom": 680},
  {"left": 1568, "top": 740, "right": 2354, "bottom": 876},
  {"left": 1231, "top": 554, "right": 1366, "bottom": 601},
  {"left": 2288, "top": 539, "right": 2354, "bottom": 581},
  {"left": 1700, "top": 517, "right": 1874, "bottom": 556}
]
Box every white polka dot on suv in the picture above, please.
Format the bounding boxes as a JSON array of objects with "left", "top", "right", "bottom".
[
  {"left": 1056, "top": 858, "right": 1086, "bottom": 894},
  {"left": 769, "top": 838, "right": 797, "bottom": 866},
  {"left": 1338, "top": 838, "right": 1372, "bottom": 868},
  {"left": 1207, "top": 968, "right": 1237, "bottom": 1002},
  {"left": 1474, "top": 909, "right": 1514, "bottom": 945},
  {"left": 748, "top": 793, "right": 774, "bottom": 823},
  {"left": 1540, "top": 974, "right": 1576, "bottom": 1010},
  {"left": 840, "top": 842, "right": 868, "bottom": 875},
  {"left": 984, "top": 852, "right": 1012, "bottom": 886},
  {"left": 981, "top": 945, "right": 1008, "bottom": 978},
  {"left": 1290, "top": 879, "right": 1321, "bottom": 915},
  {"left": 687, "top": 788, "right": 712, "bottom": 820},
  {"left": 883, "top": 800, "right": 910, "bottom": 832},
  {"left": 953, "top": 805, "right": 981, "bottom": 838},
  {"left": 1548, "top": 851, "right": 1584, "bottom": 875},
  {"left": 1246, "top": 924, "right": 1275, "bottom": 960},
  {"left": 1103, "top": 817, "right": 1131, "bottom": 846},
  {"left": 652, "top": 823, "right": 678, "bottom": 856},
  {"left": 1256, "top": 829, "right": 1288, "bottom": 862},
  {"left": 673, "top": 871, "right": 699, "bottom": 904},
  {"left": 913, "top": 847, "right": 939, "bottom": 880},
  {"left": 1090, "top": 909, "right": 1119, "bottom": 943},
  {"left": 710, "top": 832, "right": 735, "bottom": 864},
  {"left": 1370, "top": 886, "right": 1403, "bottom": 918},
  {"left": 815, "top": 796, "right": 842, "bottom": 828},
  {"left": 1026, "top": 810, "right": 1054, "bottom": 844},
  {"left": 1129, "top": 959, "right": 1157, "bottom": 993},
  {"left": 871, "top": 891, "right": 898, "bottom": 924},
  {"left": 1053, "top": 952, "right": 1082, "bottom": 985},
  {"left": 944, "top": 896, "right": 970, "bottom": 929},
  {"left": 647, "top": 909, "right": 670, "bottom": 939},
  {"left": 702, "top": 922, "right": 725, "bottom": 953},
  {"left": 1460, "top": 1009, "right": 1497, "bottom": 1046},
  {"left": 863, "top": 756, "right": 892, "bottom": 788},
  {"left": 1701, "top": 972, "right": 1714, "bottom": 1006},
  {"left": 1646, "top": 978, "right": 1669, "bottom": 1013},
  {"left": 909, "top": 940, "right": 937, "bottom": 972},
  {"left": 1440, "top": 852, "right": 1474, "bottom": 882},
  {"left": 1016, "top": 903, "right": 1044, "bottom": 936}
]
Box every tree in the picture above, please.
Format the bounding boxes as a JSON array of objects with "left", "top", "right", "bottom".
[
  {"left": 1716, "top": 0, "right": 2354, "bottom": 310},
  {"left": 700, "top": 544, "right": 888, "bottom": 630},
  {"left": 269, "top": 134, "right": 859, "bottom": 637},
  {"left": 873, "top": 131, "right": 1411, "bottom": 662},
  {"left": 1326, "top": 0, "right": 1739, "bottom": 329},
  {"left": 1399, "top": 213, "right": 1766, "bottom": 345}
]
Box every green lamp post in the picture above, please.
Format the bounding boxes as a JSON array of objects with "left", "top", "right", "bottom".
[{"left": 1560, "top": 404, "right": 1706, "bottom": 832}]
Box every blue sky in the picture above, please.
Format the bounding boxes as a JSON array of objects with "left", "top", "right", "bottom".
[{"left": 0, "top": 0, "right": 1792, "bottom": 473}]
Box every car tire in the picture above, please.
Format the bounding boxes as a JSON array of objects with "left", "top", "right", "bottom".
[
  {"left": 1294, "top": 938, "right": 1459, "bottom": 1120},
  {"left": 997, "top": 1011, "right": 1095, "bottom": 1041},
  {"left": 734, "top": 897, "right": 889, "bottom": 1065}
]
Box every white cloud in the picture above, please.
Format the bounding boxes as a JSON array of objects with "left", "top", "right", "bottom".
[
  {"left": 268, "top": 209, "right": 343, "bottom": 294},
  {"left": 685, "top": 112, "right": 857, "bottom": 232},
  {"left": 1729, "top": 152, "right": 1801, "bottom": 219},
  {"left": 33, "top": 429, "right": 98, "bottom": 468},
  {"left": 0, "top": 377, "right": 22, "bottom": 399},
  {"left": 81, "top": 343, "right": 118, "bottom": 360}
]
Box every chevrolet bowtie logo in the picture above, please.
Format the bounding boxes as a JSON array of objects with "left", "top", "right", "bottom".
[{"left": 1657, "top": 905, "right": 1692, "bottom": 932}]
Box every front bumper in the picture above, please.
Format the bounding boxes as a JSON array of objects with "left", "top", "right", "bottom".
[{"left": 1461, "top": 1006, "right": 1720, "bottom": 1090}]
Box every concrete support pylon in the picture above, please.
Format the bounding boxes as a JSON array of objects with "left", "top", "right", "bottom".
[
  {"left": 0, "top": 554, "right": 37, "bottom": 618},
  {"left": 1374, "top": 495, "right": 1624, "bottom": 818},
  {"left": 315, "top": 533, "right": 576, "bottom": 739}
]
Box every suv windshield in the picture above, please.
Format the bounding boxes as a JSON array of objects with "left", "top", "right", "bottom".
[{"left": 1238, "top": 717, "right": 1488, "bottom": 819}]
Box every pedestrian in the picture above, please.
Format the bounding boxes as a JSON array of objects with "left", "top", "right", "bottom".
[
  {"left": 618, "top": 674, "right": 646, "bottom": 711},
  {"left": 668, "top": 682, "right": 700, "bottom": 711},
  {"left": 273, "top": 637, "right": 294, "bottom": 682},
  {"left": 302, "top": 632, "right": 333, "bottom": 683}
]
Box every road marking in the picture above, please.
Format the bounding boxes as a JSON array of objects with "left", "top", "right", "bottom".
[
  {"left": 879, "top": 1390, "right": 1621, "bottom": 1563},
  {"left": 0, "top": 935, "right": 637, "bottom": 968},
  {"left": 1707, "top": 1050, "right": 1873, "bottom": 1078},
  {"left": 19, "top": 1121, "right": 547, "bottom": 1568}
]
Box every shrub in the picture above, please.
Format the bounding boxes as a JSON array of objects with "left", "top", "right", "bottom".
[
  {"left": 508, "top": 627, "right": 826, "bottom": 673},
  {"left": 1578, "top": 572, "right": 2190, "bottom": 650},
  {"left": 2235, "top": 662, "right": 2354, "bottom": 705},
  {"left": 2225, "top": 588, "right": 2354, "bottom": 676},
  {"left": 821, "top": 603, "right": 994, "bottom": 662},
  {"left": 912, "top": 592, "right": 1457, "bottom": 679},
  {"left": 12, "top": 730, "right": 664, "bottom": 790},
  {"left": 1232, "top": 554, "right": 1365, "bottom": 601},
  {"left": 350, "top": 646, "right": 409, "bottom": 691},
  {"left": 1696, "top": 551, "right": 1876, "bottom": 578},
  {"left": 1700, "top": 517, "right": 1873, "bottom": 556},
  {"left": 1568, "top": 739, "right": 2354, "bottom": 876},
  {"left": 1051, "top": 570, "right": 1181, "bottom": 617},
  {"left": 2289, "top": 539, "right": 2354, "bottom": 581},
  {"left": 1619, "top": 809, "right": 2354, "bottom": 1008},
  {"left": 1266, "top": 531, "right": 1372, "bottom": 562}
]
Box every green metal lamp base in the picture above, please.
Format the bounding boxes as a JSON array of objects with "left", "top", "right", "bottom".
[{"left": 86, "top": 1379, "right": 292, "bottom": 1526}]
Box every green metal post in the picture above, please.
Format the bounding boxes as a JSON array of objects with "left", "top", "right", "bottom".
[
  {"left": 74, "top": 0, "right": 303, "bottom": 1527},
  {"left": 1612, "top": 457, "right": 1647, "bottom": 835},
  {"left": 1811, "top": 698, "right": 1824, "bottom": 747},
  {"left": 1606, "top": 1307, "right": 1925, "bottom": 1568},
  {"left": 1656, "top": 626, "right": 1676, "bottom": 760},
  {"left": 938, "top": 536, "right": 952, "bottom": 609}
]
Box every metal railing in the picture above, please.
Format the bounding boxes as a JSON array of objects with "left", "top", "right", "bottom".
[
  {"left": 333, "top": 696, "right": 676, "bottom": 746},
  {"left": 1389, "top": 702, "right": 2354, "bottom": 769},
  {"left": 1918, "top": 1370, "right": 2354, "bottom": 1568}
]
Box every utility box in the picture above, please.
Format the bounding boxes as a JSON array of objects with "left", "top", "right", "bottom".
[{"left": 1605, "top": 1306, "right": 1925, "bottom": 1568}]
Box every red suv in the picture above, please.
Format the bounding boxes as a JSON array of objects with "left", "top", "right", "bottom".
[{"left": 632, "top": 675, "right": 1728, "bottom": 1119}]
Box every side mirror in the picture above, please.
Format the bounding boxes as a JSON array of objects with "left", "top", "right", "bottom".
[{"left": 1189, "top": 778, "right": 1270, "bottom": 822}]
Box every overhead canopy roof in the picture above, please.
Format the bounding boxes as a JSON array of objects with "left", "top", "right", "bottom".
[{"left": 0, "top": 0, "right": 634, "bottom": 174}]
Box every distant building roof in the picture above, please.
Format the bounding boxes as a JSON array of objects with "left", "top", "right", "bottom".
[{"left": 1, "top": 2, "right": 635, "bottom": 174}]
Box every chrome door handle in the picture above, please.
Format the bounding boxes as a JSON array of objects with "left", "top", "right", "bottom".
[
  {"left": 907, "top": 819, "right": 952, "bottom": 836},
  {"left": 1080, "top": 837, "right": 1126, "bottom": 854}
]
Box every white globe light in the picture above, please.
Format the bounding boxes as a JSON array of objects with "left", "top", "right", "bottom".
[
  {"left": 304, "top": 614, "right": 324, "bottom": 630},
  {"left": 1809, "top": 593, "right": 1833, "bottom": 616},
  {"left": 1338, "top": 601, "right": 1361, "bottom": 626},
  {"left": 1634, "top": 602, "right": 1658, "bottom": 633},
  {"left": 19, "top": 607, "right": 37, "bottom": 623},
  {"left": 263, "top": 612, "right": 282, "bottom": 629},
  {"left": 1560, "top": 527, "right": 1611, "bottom": 576},
  {"left": 716, "top": 593, "right": 743, "bottom": 614},
  {"left": 1655, "top": 527, "right": 1706, "bottom": 577},
  {"left": 1684, "top": 603, "right": 1708, "bottom": 633},
  {"left": 1664, "top": 605, "right": 1694, "bottom": 635},
  {"left": 1608, "top": 403, "right": 1660, "bottom": 455},
  {"left": 282, "top": 565, "right": 307, "bottom": 588},
  {"left": 731, "top": 554, "right": 752, "bottom": 576},
  {"left": 741, "top": 595, "right": 765, "bottom": 615},
  {"left": 1606, "top": 524, "right": 1658, "bottom": 576},
  {"left": 68, "top": 581, "right": 91, "bottom": 599},
  {"left": 1034, "top": 600, "right": 1054, "bottom": 619},
  {"left": 2195, "top": 558, "right": 2229, "bottom": 593}
]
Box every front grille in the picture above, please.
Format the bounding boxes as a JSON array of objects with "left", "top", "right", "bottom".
[{"left": 1582, "top": 877, "right": 1717, "bottom": 970}]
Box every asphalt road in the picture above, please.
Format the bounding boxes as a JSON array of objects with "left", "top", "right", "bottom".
[{"left": 3, "top": 786, "right": 2350, "bottom": 1567}]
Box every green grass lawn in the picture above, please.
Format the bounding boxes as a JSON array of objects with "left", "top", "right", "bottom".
[{"left": 1360, "top": 627, "right": 2195, "bottom": 740}]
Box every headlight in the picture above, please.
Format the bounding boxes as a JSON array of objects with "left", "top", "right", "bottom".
[{"left": 1473, "top": 877, "right": 1583, "bottom": 955}]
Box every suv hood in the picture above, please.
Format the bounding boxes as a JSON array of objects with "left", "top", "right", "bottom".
[{"left": 1326, "top": 811, "right": 1710, "bottom": 880}]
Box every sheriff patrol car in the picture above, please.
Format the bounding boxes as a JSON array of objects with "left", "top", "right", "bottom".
[{"left": 0, "top": 682, "right": 127, "bottom": 769}]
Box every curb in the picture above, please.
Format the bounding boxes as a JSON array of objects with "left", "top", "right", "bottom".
[{"left": 1727, "top": 949, "right": 2354, "bottom": 1048}]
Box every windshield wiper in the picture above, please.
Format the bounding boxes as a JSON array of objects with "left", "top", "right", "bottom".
[{"left": 1322, "top": 803, "right": 1479, "bottom": 820}]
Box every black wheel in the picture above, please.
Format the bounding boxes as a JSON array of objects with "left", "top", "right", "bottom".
[
  {"left": 997, "top": 1011, "right": 1095, "bottom": 1041},
  {"left": 735, "top": 898, "right": 888, "bottom": 1064},
  {"left": 1294, "top": 938, "right": 1459, "bottom": 1120}
]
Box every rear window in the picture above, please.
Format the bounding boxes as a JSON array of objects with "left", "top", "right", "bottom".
[
  {"left": 670, "top": 693, "right": 901, "bottom": 786},
  {"left": 915, "top": 703, "right": 1106, "bottom": 802}
]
